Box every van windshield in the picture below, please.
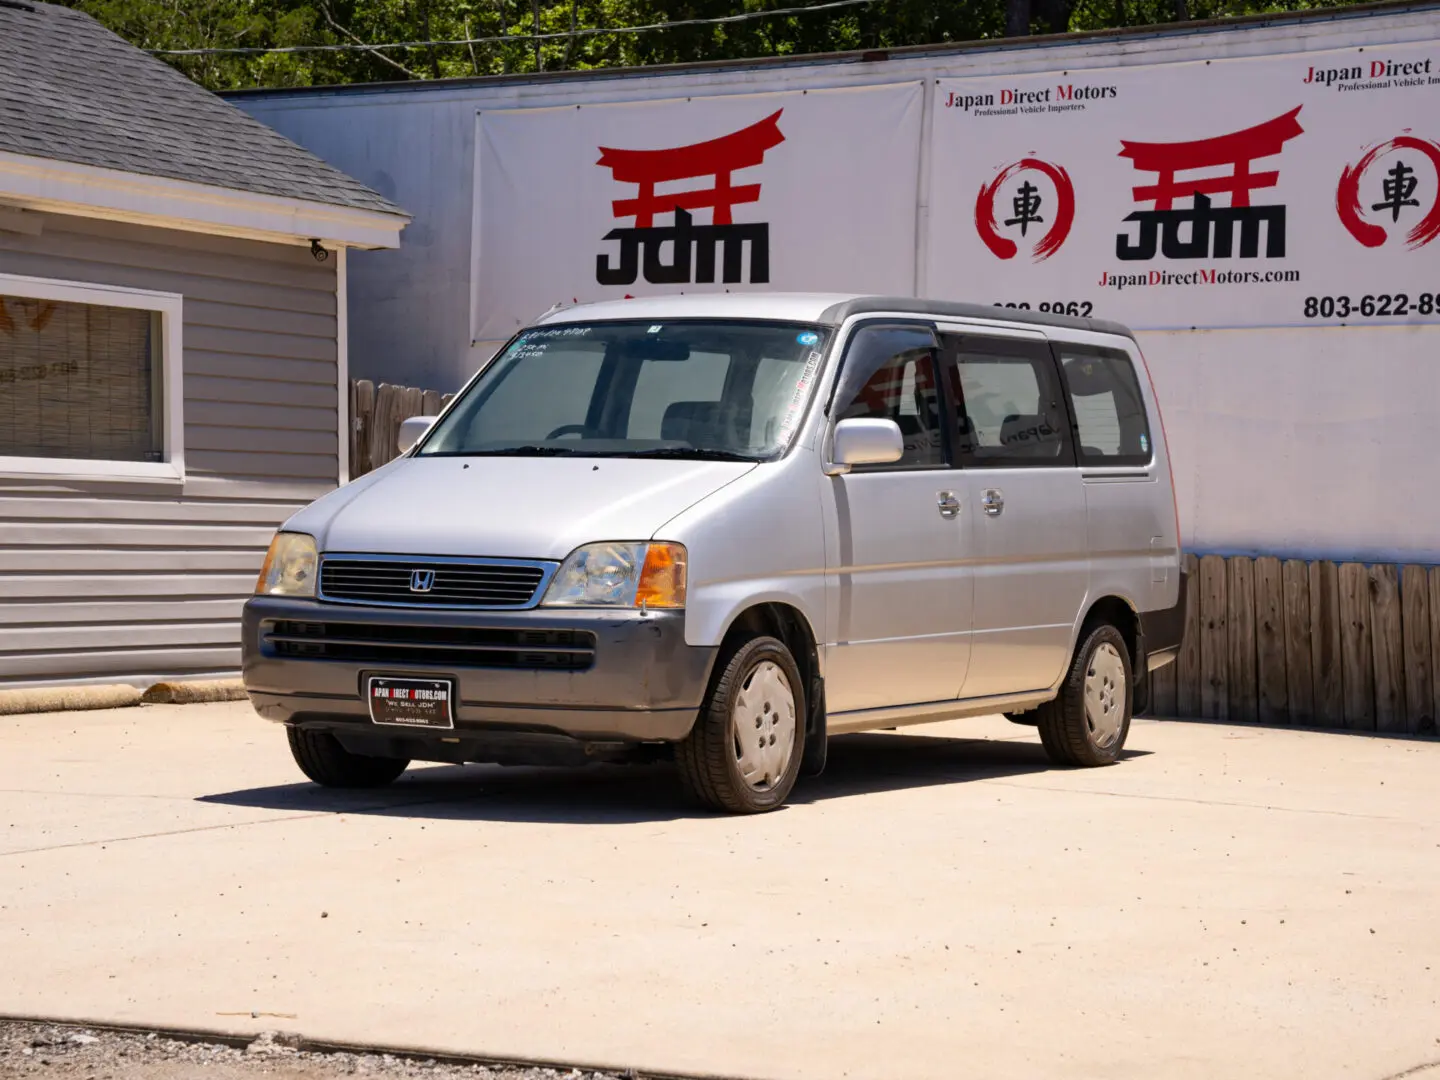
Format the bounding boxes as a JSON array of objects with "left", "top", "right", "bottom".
[{"left": 416, "top": 320, "right": 831, "bottom": 461}]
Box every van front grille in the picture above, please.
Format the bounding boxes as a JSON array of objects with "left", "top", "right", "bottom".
[
  {"left": 264, "top": 620, "right": 596, "bottom": 671},
  {"left": 318, "top": 556, "right": 553, "bottom": 609}
]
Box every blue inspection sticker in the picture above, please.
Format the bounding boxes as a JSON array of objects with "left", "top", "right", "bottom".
[
  {"left": 1140, "top": 434, "right": 1150, "bottom": 453},
  {"left": 797, "top": 331, "right": 820, "bottom": 346}
]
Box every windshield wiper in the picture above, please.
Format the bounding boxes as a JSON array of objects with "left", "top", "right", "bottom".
[
  {"left": 616, "top": 447, "right": 758, "bottom": 462},
  {"left": 452, "top": 445, "right": 585, "bottom": 457}
]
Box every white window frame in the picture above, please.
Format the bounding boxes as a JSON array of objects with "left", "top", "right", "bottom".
[{"left": 0, "top": 272, "right": 184, "bottom": 483}]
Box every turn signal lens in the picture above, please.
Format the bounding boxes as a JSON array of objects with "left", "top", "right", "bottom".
[{"left": 636, "top": 543, "right": 687, "bottom": 609}]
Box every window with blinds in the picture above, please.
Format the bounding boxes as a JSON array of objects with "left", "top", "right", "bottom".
[{"left": 0, "top": 294, "right": 163, "bottom": 462}]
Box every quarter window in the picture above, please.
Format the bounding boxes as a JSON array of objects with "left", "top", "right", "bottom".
[{"left": 1056, "top": 346, "right": 1152, "bottom": 466}]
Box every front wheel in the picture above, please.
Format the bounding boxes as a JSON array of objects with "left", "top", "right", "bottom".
[
  {"left": 677, "top": 636, "right": 805, "bottom": 814},
  {"left": 1036, "top": 624, "right": 1132, "bottom": 767},
  {"left": 287, "top": 727, "right": 410, "bottom": 788}
]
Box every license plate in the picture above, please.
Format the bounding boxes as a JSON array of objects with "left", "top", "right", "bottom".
[{"left": 367, "top": 677, "right": 454, "bottom": 730}]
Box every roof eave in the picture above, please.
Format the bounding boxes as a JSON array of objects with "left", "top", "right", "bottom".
[{"left": 0, "top": 149, "right": 409, "bottom": 250}]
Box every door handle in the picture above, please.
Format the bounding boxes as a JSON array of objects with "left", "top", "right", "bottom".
[
  {"left": 937, "top": 491, "right": 961, "bottom": 519},
  {"left": 982, "top": 488, "right": 1004, "bottom": 517}
]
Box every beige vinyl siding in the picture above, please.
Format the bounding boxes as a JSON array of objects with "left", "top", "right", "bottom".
[{"left": 0, "top": 211, "right": 338, "bottom": 687}]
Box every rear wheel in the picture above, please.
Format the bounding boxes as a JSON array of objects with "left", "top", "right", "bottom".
[
  {"left": 677, "top": 636, "right": 804, "bottom": 814},
  {"left": 1036, "top": 624, "right": 1132, "bottom": 767},
  {"left": 287, "top": 727, "right": 410, "bottom": 788}
]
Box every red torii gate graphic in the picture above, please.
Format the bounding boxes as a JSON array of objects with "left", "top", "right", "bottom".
[
  {"left": 597, "top": 109, "right": 786, "bottom": 228},
  {"left": 1114, "top": 107, "right": 1304, "bottom": 261},
  {"left": 1119, "top": 106, "right": 1305, "bottom": 210}
]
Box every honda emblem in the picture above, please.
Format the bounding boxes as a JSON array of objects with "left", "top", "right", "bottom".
[{"left": 409, "top": 569, "right": 436, "bottom": 593}]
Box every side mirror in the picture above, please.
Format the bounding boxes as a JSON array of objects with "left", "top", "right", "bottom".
[
  {"left": 397, "top": 415, "right": 437, "bottom": 454},
  {"left": 829, "top": 418, "right": 904, "bottom": 474}
]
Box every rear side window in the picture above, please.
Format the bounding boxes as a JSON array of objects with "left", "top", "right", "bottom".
[{"left": 1055, "top": 345, "right": 1152, "bottom": 467}]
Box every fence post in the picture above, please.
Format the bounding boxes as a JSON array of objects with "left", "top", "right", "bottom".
[
  {"left": 351, "top": 379, "right": 374, "bottom": 479},
  {"left": 1310, "top": 561, "right": 1344, "bottom": 725},
  {"left": 1370, "top": 564, "right": 1405, "bottom": 733},
  {"left": 1227, "top": 557, "right": 1258, "bottom": 722},
  {"left": 1281, "top": 560, "right": 1314, "bottom": 725},
  {"left": 1254, "top": 556, "right": 1287, "bottom": 723},
  {"left": 1401, "top": 565, "right": 1433, "bottom": 735},
  {"left": 1199, "top": 555, "right": 1229, "bottom": 721},
  {"left": 1338, "top": 562, "right": 1376, "bottom": 731},
  {"left": 1176, "top": 553, "right": 1202, "bottom": 717}
]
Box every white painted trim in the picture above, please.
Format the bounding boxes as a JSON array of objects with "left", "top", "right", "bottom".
[
  {"left": 0, "top": 272, "right": 185, "bottom": 484},
  {"left": 0, "top": 149, "right": 409, "bottom": 251},
  {"left": 335, "top": 246, "right": 351, "bottom": 486}
]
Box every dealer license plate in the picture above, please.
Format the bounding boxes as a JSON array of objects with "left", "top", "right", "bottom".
[{"left": 367, "top": 677, "right": 455, "bottom": 730}]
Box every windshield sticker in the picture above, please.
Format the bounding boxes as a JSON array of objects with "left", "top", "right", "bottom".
[
  {"left": 524, "top": 326, "right": 591, "bottom": 340},
  {"left": 647, "top": 324, "right": 663, "bottom": 334},
  {"left": 510, "top": 341, "right": 548, "bottom": 360},
  {"left": 797, "top": 331, "right": 820, "bottom": 346},
  {"left": 1140, "top": 433, "right": 1150, "bottom": 453},
  {"left": 775, "top": 351, "right": 825, "bottom": 442}
]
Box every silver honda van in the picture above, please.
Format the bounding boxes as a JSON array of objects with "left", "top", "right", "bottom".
[{"left": 242, "top": 295, "right": 1185, "bottom": 814}]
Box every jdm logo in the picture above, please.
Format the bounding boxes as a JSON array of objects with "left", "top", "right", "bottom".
[
  {"left": 974, "top": 158, "right": 1075, "bottom": 262},
  {"left": 1115, "top": 107, "right": 1304, "bottom": 262},
  {"left": 594, "top": 111, "right": 785, "bottom": 287},
  {"left": 1336, "top": 133, "right": 1440, "bottom": 249}
]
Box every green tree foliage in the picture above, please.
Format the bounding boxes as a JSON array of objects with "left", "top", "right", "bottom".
[{"left": 57, "top": 0, "right": 1367, "bottom": 91}]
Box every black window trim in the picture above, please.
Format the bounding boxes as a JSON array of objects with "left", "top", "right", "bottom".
[
  {"left": 944, "top": 332, "right": 1078, "bottom": 470},
  {"left": 1049, "top": 339, "right": 1155, "bottom": 470}
]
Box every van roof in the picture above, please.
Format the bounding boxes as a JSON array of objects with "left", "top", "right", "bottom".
[{"left": 532, "top": 292, "right": 1134, "bottom": 339}]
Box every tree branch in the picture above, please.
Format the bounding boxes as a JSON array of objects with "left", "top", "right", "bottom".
[
  {"left": 319, "top": 1, "right": 421, "bottom": 78},
  {"left": 464, "top": 16, "right": 481, "bottom": 73}
]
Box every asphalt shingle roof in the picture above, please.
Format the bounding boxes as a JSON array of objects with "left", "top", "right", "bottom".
[{"left": 0, "top": 0, "right": 403, "bottom": 217}]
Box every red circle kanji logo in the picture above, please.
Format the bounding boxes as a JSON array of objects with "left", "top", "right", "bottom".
[
  {"left": 1336, "top": 134, "right": 1440, "bottom": 249},
  {"left": 974, "top": 158, "right": 1075, "bottom": 262}
]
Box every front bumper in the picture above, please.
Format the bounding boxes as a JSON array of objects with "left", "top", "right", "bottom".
[{"left": 242, "top": 597, "right": 717, "bottom": 745}]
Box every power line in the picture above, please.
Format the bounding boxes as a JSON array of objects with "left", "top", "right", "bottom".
[{"left": 147, "top": 0, "right": 882, "bottom": 57}]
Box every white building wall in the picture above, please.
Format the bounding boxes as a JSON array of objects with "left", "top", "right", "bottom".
[{"left": 232, "top": 7, "right": 1440, "bottom": 561}]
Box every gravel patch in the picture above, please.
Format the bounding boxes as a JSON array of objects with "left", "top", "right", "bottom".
[{"left": 0, "top": 1022, "right": 641, "bottom": 1080}]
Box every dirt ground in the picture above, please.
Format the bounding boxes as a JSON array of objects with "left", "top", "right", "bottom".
[
  {"left": 5, "top": 702, "right": 1440, "bottom": 1080},
  {"left": 0, "top": 1023, "right": 637, "bottom": 1080}
]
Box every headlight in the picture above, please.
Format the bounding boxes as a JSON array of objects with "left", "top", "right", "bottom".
[
  {"left": 542, "top": 542, "right": 687, "bottom": 609},
  {"left": 255, "top": 532, "right": 318, "bottom": 597}
]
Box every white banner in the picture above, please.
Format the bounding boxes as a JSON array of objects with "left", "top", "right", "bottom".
[
  {"left": 927, "top": 43, "right": 1440, "bottom": 329},
  {"left": 473, "top": 83, "right": 924, "bottom": 343}
]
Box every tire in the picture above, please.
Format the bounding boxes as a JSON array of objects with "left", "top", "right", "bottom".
[
  {"left": 286, "top": 726, "right": 410, "bottom": 788},
  {"left": 676, "top": 635, "right": 805, "bottom": 814},
  {"left": 1036, "top": 623, "right": 1132, "bottom": 767}
]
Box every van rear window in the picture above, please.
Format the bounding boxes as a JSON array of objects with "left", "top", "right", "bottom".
[{"left": 1055, "top": 347, "right": 1152, "bottom": 468}]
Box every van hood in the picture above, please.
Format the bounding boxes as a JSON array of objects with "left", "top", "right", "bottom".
[{"left": 286, "top": 455, "right": 755, "bottom": 561}]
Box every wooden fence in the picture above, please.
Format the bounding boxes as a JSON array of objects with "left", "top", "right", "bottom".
[
  {"left": 346, "top": 381, "right": 1436, "bottom": 736},
  {"left": 349, "top": 379, "right": 453, "bottom": 478},
  {"left": 1150, "top": 554, "right": 1438, "bottom": 734}
]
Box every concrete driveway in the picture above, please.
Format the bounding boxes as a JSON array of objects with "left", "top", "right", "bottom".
[{"left": 2, "top": 703, "right": 1437, "bottom": 1080}]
